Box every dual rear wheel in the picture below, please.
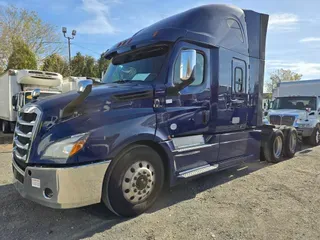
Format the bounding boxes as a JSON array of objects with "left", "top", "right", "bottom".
[{"left": 262, "top": 127, "right": 298, "bottom": 163}]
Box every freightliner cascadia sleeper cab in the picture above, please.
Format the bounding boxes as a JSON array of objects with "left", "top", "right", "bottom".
[{"left": 12, "top": 4, "right": 298, "bottom": 217}]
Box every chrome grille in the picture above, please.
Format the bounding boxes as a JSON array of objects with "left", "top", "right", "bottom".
[
  {"left": 13, "top": 106, "right": 41, "bottom": 168},
  {"left": 282, "top": 116, "right": 295, "bottom": 126},
  {"left": 269, "top": 115, "right": 281, "bottom": 125},
  {"left": 269, "top": 115, "right": 295, "bottom": 126}
]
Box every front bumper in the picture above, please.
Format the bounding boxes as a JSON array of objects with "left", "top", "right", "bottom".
[
  {"left": 296, "top": 127, "right": 314, "bottom": 137},
  {"left": 12, "top": 159, "right": 110, "bottom": 209}
]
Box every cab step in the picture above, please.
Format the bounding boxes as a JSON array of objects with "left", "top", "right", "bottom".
[{"left": 177, "top": 164, "right": 219, "bottom": 179}]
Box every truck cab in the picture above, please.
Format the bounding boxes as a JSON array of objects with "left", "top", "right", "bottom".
[
  {"left": 12, "top": 5, "right": 276, "bottom": 217},
  {"left": 0, "top": 69, "right": 63, "bottom": 132},
  {"left": 266, "top": 80, "right": 320, "bottom": 145}
]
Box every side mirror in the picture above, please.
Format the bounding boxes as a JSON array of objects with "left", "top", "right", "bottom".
[
  {"left": 180, "top": 49, "right": 196, "bottom": 81},
  {"left": 77, "top": 79, "right": 93, "bottom": 93},
  {"left": 32, "top": 89, "right": 41, "bottom": 100},
  {"left": 12, "top": 94, "right": 18, "bottom": 111}
]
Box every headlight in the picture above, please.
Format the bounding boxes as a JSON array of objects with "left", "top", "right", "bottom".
[
  {"left": 42, "top": 133, "right": 89, "bottom": 160},
  {"left": 298, "top": 123, "right": 311, "bottom": 128}
]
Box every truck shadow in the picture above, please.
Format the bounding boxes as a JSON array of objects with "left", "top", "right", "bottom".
[
  {"left": 150, "top": 160, "right": 271, "bottom": 214},
  {"left": 0, "top": 159, "right": 276, "bottom": 240}
]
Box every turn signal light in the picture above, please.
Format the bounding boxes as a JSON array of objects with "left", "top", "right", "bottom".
[{"left": 69, "top": 136, "right": 88, "bottom": 157}]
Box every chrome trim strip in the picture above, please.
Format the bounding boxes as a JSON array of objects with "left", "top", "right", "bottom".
[
  {"left": 17, "top": 116, "right": 35, "bottom": 126},
  {"left": 173, "top": 143, "right": 218, "bottom": 153},
  {"left": 13, "top": 148, "right": 27, "bottom": 161},
  {"left": 14, "top": 127, "right": 32, "bottom": 138},
  {"left": 175, "top": 150, "right": 201, "bottom": 157},
  {"left": 14, "top": 138, "right": 29, "bottom": 150},
  {"left": 12, "top": 159, "right": 25, "bottom": 175}
]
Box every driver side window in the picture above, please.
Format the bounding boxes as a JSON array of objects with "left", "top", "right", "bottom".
[{"left": 173, "top": 52, "right": 204, "bottom": 86}]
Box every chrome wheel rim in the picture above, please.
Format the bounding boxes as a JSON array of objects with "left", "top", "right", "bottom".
[
  {"left": 122, "top": 161, "right": 156, "bottom": 204},
  {"left": 273, "top": 136, "right": 283, "bottom": 158},
  {"left": 289, "top": 133, "right": 297, "bottom": 153}
]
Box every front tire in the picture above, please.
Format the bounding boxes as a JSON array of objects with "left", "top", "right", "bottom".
[
  {"left": 104, "top": 145, "right": 164, "bottom": 217},
  {"left": 308, "top": 124, "right": 320, "bottom": 146}
]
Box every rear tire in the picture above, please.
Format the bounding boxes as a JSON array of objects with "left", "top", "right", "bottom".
[
  {"left": 283, "top": 127, "right": 298, "bottom": 158},
  {"left": 263, "top": 129, "right": 284, "bottom": 163},
  {"left": 1, "top": 120, "right": 10, "bottom": 133},
  {"left": 308, "top": 124, "right": 320, "bottom": 146},
  {"left": 104, "top": 145, "right": 164, "bottom": 217}
]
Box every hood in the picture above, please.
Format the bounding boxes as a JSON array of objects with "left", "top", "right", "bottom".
[
  {"left": 268, "top": 109, "right": 309, "bottom": 120},
  {"left": 36, "top": 83, "right": 154, "bottom": 114},
  {"left": 268, "top": 109, "right": 305, "bottom": 116}
]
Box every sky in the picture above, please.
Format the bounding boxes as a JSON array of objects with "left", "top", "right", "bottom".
[{"left": 2, "top": 0, "right": 320, "bottom": 80}]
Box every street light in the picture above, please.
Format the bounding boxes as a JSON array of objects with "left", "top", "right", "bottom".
[{"left": 62, "top": 27, "right": 76, "bottom": 66}]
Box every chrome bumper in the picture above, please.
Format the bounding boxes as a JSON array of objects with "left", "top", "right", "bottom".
[
  {"left": 296, "top": 127, "right": 313, "bottom": 137},
  {"left": 12, "top": 160, "right": 110, "bottom": 209}
]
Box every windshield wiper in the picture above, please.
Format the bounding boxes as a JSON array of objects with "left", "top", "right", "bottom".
[{"left": 113, "top": 80, "right": 144, "bottom": 84}]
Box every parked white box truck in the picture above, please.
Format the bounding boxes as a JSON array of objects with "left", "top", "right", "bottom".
[
  {"left": 0, "top": 69, "right": 63, "bottom": 132},
  {"left": 267, "top": 80, "right": 320, "bottom": 145}
]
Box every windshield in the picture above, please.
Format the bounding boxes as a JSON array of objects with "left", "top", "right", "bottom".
[
  {"left": 273, "top": 96, "right": 317, "bottom": 110},
  {"left": 101, "top": 45, "right": 168, "bottom": 84}
]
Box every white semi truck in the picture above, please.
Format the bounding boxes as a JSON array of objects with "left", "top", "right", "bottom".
[
  {"left": 0, "top": 69, "right": 63, "bottom": 132},
  {"left": 266, "top": 80, "right": 320, "bottom": 145}
]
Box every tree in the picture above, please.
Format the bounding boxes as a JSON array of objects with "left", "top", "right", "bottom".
[
  {"left": 266, "top": 69, "right": 302, "bottom": 92},
  {"left": 70, "top": 52, "right": 86, "bottom": 76},
  {"left": 0, "top": 5, "right": 62, "bottom": 70},
  {"left": 42, "top": 54, "right": 69, "bottom": 76},
  {"left": 70, "top": 53, "right": 103, "bottom": 78},
  {"left": 97, "top": 55, "right": 110, "bottom": 78},
  {"left": 7, "top": 39, "right": 37, "bottom": 70},
  {"left": 84, "top": 55, "right": 98, "bottom": 78}
]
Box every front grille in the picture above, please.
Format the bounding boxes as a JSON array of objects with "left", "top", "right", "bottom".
[
  {"left": 269, "top": 115, "right": 281, "bottom": 125},
  {"left": 16, "top": 123, "right": 33, "bottom": 134},
  {"left": 19, "top": 112, "right": 37, "bottom": 122},
  {"left": 282, "top": 116, "right": 295, "bottom": 126},
  {"left": 269, "top": 115, "right": 295, "bottom": 126},
  {"left": 13, "top": 106, "right": 41, "bottom": 165},
  {"left": 13, "top": 156, "right": 27, "bottom": 171}
]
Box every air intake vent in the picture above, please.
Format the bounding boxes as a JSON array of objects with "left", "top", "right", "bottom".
[
  {"left": 45, "top": 72, "right": 59, "bottom": 76},
  {"left": 113, "top": 91, "right": 152, "bottom": 101},
  {"left": 28, "top": 71, "right": 43, "bottom": 74}
]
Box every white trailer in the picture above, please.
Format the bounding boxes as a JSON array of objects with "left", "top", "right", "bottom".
[
  {"left": 61, "top": 76, "right": 102, "bottom": 93},
  {"left": 267, "top": 80, "right": 320, "bottom": 145},
  {"left": 0, "top": 69, "right": 62, "bottom": 132},
  {"left": 60, "top": 76, "right": 87, "bottom": 93}
]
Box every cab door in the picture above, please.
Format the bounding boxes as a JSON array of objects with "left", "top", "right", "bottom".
[
  {"left": 155, "top": 42, "right": 220, "bottom": 172},
  {"left": 216, "top": 57, "right": 248, "bottom": 132},
  {"left": 164, "top": 42, "right": 211, "bottom": 137}
]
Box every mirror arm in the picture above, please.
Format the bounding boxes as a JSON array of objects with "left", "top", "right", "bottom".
[
  {"left": 59, "top": 84, "right": 92, "bottom": 119},
  {"left": 167, "top": 75, "right": 195, "bottom": 96}
]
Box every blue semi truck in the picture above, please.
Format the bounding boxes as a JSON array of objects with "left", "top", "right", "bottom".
[{"left": 12, "top": 4, "right": 299, "bottom": 217}]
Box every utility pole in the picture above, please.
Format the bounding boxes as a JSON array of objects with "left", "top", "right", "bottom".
[{"left": 62, "top": 27, "right": 76, "bottom": 73}]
